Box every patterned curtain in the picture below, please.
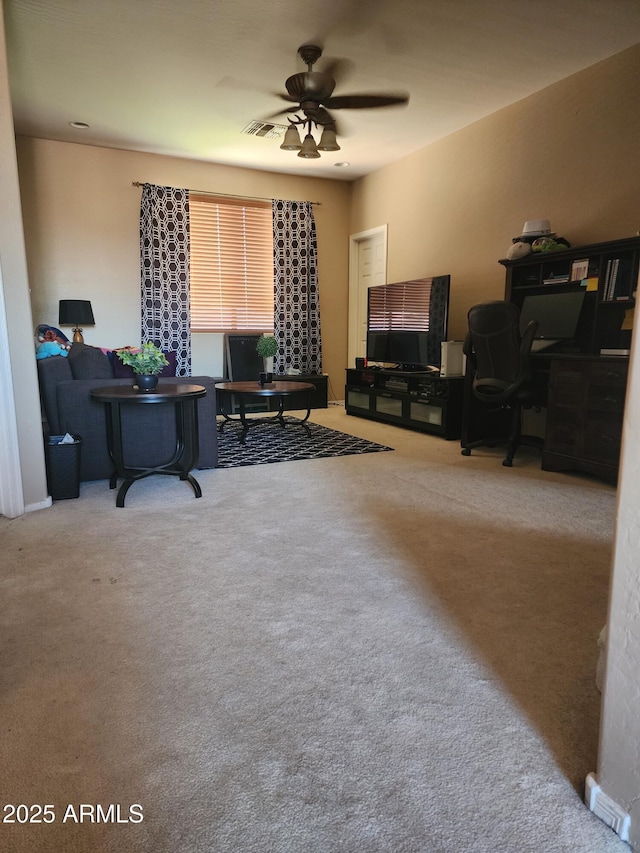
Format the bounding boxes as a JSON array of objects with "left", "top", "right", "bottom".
[
  {"left": 272, "top": 199, "right": 322, "bottom": 375},
  {"left": 140, "top": 184, "right": 191, "bottom": 376}
]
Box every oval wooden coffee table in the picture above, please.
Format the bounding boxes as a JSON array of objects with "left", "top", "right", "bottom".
[{"left": 215, "top": 380, "right": 315, "bottom": 445}]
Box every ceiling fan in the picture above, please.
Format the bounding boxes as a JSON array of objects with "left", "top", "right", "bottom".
[{"left": 273, "top": 44, "right": 409, "bottom": 158}]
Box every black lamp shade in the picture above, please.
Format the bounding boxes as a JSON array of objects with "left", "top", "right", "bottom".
[{"left": 59, "top": 299, "right": 95, "bottom": 326}]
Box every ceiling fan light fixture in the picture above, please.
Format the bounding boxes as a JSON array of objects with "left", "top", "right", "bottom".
[
  {"left": 317, "top": 126, "right": 340, "bottom": 152},
  {"left": 275, "top": 44, "right": 408, "bottom": 163},
  {"left": 298, "top": 133, "right": 320, "bottom": 158},
  {"left": 280, "top": 124, "right": 303, "bottom": 150}
]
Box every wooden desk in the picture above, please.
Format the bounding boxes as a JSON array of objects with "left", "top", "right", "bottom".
[
  {"left": 464, "top": 234, "right": 639, "bottom": 479},
  {"left": 542, "top": 355, "right": 628, "bottom": 484},
  {"left": 461, "top": 353, "right": 629, "bottom": 483},
  {"left": 91, "top": 383, "right": 206, "bottom": 506}
]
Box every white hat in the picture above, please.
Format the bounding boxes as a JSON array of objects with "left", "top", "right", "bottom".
[{"left": 515, "top": 219, "right": 555, "bottom": 240}]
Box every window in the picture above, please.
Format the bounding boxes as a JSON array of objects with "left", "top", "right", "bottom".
[{"left": 189, "top": 194, "right": 273, "bottom": 332}]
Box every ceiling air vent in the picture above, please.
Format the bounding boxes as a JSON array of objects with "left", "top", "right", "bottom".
[{"left": 242, "top": 121, "right": 286, "bottom": 139}]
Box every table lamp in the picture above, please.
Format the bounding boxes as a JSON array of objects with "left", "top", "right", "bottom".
[{"left": 58, "top": 299, "right": 95, "bottom": 343}]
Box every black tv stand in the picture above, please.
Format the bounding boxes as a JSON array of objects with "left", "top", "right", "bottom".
[{"left": 345, "top": 368, "right": 464, "bottom": 439}]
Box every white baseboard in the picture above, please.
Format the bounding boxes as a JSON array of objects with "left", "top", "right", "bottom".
[
  {"left": 25, "top": 496, "right": 53, "bottom": 513},
  {"left": 585, "top": 772, "right": 630, "bottom": 842}
]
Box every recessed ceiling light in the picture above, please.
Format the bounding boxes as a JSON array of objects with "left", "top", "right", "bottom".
[
  {"left": 69, "top": 121, "right": 90, "bottom": 129},
  {"left": 334, "top": 161, "right": 350, "bottom": 168}
]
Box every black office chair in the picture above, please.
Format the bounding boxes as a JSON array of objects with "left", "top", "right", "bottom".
[{"left": 461, "top": 300, "right": 542, "bottom": 467}]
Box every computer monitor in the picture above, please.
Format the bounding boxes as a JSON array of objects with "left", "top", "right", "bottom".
[{"left": 519, "top": 291, "right": 585, "bottom": 350}]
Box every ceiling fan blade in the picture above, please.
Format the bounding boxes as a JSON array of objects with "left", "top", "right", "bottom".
[
  {"left": 323, "top": 93, "right": 409, "bottom": 110},
  {"left": 315, "top": 107, "right": 344, "bottom": 137},
  {"left": 316, "top": 106, "right": 334, "bottom": 125},
  {"left": 275, "top": 92, "right": 300, "bottom": 104},
  {"left": 319, "top": 57, "right": 355, "bottom": 87}
]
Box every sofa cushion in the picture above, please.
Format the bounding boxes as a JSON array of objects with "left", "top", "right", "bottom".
[
  {"left": 37, "top": 355, "right": 74, "bottom": 434},
  {"left": 68, "top": 344, "right": 114, "bottom": 380}
]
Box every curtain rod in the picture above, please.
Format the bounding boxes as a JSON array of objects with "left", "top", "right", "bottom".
[{"left": 131, "top": 182, "right": 321, "bottom": 206}]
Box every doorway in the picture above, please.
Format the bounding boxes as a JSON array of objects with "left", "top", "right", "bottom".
[{"left": 348, "top": 225, "right": 387, "bottom": 368}]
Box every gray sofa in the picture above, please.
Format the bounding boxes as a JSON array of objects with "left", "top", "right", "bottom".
[{"left": 37, "top": 345, "right": 223, "bottom": 481}]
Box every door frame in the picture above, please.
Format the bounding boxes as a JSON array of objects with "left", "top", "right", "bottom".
[{"left": 0, "top": 260, "right": 25, "bottom": 517}]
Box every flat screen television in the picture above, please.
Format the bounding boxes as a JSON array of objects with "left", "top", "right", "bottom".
[
  {"left": 519, "top": 291, "right": 585, "bottom": 352},
  {"left": 366, "top": 275, "right": 450, "bottom": 369}
]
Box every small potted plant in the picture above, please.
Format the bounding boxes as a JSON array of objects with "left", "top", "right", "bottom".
[
  {"left": 256, "top": 334, "right": 277, "bottom": 383},
  {"left": 117, "top": 342, "right": 169, "bottom": 392}
]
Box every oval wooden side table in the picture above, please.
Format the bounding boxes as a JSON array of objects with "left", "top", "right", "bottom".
[{"left": 91, "top": 383, "right": 206, "bottom": 507}]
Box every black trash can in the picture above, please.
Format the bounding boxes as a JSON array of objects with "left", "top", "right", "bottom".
[{"left": 46, "top": 434, "right": 82, "bottom": 500}]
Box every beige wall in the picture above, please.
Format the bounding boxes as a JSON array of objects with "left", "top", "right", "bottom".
[
  {"left": 16, "top": 138, "right": 351, "bottom": 400},
  {"left": 351, "top": 43, "right": 640, "bottom": 342}
]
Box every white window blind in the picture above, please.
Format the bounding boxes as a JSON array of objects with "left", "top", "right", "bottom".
[{"left": 189, "top": 194, "right": 274, "bottom": 332}]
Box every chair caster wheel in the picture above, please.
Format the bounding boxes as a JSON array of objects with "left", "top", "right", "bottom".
[
  {"left": 461, "top": 448, "right": 471, "bottom": 456},
  {"left": 502, "top": 459, "right": 513, "bottom": 467}
]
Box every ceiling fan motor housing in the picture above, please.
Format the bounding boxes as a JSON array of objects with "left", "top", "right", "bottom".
[{"left": 285, "top": 71, "right": 335, "bottom": 103}]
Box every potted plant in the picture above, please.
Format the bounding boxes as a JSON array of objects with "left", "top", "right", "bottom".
[
  {"left": 256, "top": 334, "right": 277, "bottom": 380},
  {"left": 117, "top": 342, "right": 169, "bottom": 392}
]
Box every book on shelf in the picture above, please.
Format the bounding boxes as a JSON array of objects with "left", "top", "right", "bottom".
[
  {"left": 602, "top": 258, "right": 629, "bottom": 302},
  {"left": 571, "top": 258, "right": 589, "bottom": 281},
  {"left": 542, "top": 274, "right": 570, "bottom": 285},
  {"left": 614, "top": 260, "right": 633, "bottom": 300}
]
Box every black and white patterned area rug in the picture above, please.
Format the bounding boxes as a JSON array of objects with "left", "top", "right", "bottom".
[{"left": 216, "top": 417, "right": 393, "bottom": 468}]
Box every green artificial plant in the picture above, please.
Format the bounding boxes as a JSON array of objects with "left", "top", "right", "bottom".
[
  {"left": 117, "top": 342, "right": 169, "bottom": 376},
  {"left": 256, "top": 334, "right": 278, "bottom": 359}
]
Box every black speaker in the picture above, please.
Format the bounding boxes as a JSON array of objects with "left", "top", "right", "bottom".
[{"left": 355, "top": 357, "right": 366, "bottom": 369}]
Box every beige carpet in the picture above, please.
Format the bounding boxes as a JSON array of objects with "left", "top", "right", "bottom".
[{"left": 0, "top": 407, "right": 625, "bottom": 852}]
